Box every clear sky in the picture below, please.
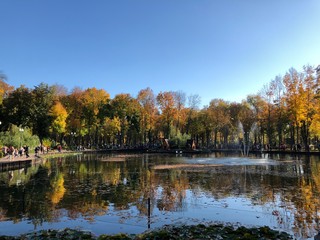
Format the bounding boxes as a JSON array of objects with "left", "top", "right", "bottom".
[{"left": 1, "top": 0, "right": 320, "bottom": 107}]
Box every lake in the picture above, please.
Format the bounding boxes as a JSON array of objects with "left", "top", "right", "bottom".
[{"left": 0, "top": 152, "right": 319, "bottom": 239}]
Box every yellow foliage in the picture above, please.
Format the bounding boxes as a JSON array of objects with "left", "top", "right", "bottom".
[
  {"left": 0, "top": 79, "right": 14, "bottom": 104},
  {"left": 50, "top": 101, "right": 68, "bottom": 134},
  {"left": 310, "top": 104, "right": 320, "bottom": 136},
  {"left": 81, "top": 87, "right": 110, "bottom": 115},
  {"left": 110, "top": 168, "right": 121, "bottom": 185},
  {"left": 49, "top": 173, "right": 66, "bottom": 204}
]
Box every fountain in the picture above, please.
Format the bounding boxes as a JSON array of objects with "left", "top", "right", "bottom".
[{"left": 238, "top": 121, "right": 257, "bottom": 156}]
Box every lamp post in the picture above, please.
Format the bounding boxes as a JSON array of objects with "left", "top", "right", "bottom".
[
  {"left": 116, "top": 132, "right": 122, "bottom": 148},
  {"left": 19, "top": 128, "right": 24, "bottom": 148},
  {"left": 71, "top": 132, "right": 76, "bottom": 150}
]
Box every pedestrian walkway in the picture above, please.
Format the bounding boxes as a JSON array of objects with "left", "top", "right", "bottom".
[
  {"left": 0, "top": 154, "right": 34, "bottom": 163},
  {"left": 0, "top": 154, "right": 33, "bottom": 172},
  {"left": 0, "top": 149, "right": 79, "bottom": 163}
]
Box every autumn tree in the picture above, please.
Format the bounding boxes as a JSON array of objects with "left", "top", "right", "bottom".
[
  {"left": 283, "top": 67, "right": 316, "bottom": 151},
  {"left": 0, "top": 72, "right": 14, "bottom": 105},
  {"left": 173, "top": 90, "right": 186, "bottom": 134},
  {"left": 61, "top": 87, "right": 85, "bottom": 145},
  {"left": 156, "top": 91, "right": 177, "bottom": 139},
  {"left": 137, "top": 88, "right": 157, "bottom": 145},
  {"left": 110, "top": 93, "right": 140, "bottom": 146},
  {"left": 185, "top": 94, "right": 201, "bottom": 135},
  {"left": 298, "top": 65, "right": 317, "bottom": 151},
  {"left": 228, "top": 102, "right": 242, "bottom": 145},
  {"left": 283, "top": 68, "right": 301, "bottom": 146},
  {"left": 259, "top": 80, "right": 277, "bottom": 146},
  {"left": 187, "top": 111, "right": 202, "bottom": 147},
  {"left": 310, "top": 65, "right": 320, "bottom": 138},
  {"left": 100, "top": 117, "right": 120, "bottom": 146},
  {"left": 80, "top": 87, "right": 110, "bottom": 146},
  {"left": 197, "top": 108, "right": 211, "bottom": 147},
  {"left": 272, "top": 75, "right": 287, "bottom": 148},
  {"left": 49, "top": 101, "right": 68, "bottom": 144},
  {"left": 207, "top": 99, "right": 231, "bottom": 148}
]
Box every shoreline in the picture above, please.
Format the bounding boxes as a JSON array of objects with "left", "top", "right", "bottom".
[{"left": 0, "top": 223, "right": 294, "bottom": 239}]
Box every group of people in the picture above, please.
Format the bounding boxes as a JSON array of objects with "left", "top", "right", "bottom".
[
  {"left": 1, "top": 144, "right": 64, "bottom": 161},
  {"left": 1, "top": 145, "right": 30, "bottom": 160}
]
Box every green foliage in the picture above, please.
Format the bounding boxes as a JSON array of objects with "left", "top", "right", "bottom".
[
  {"left": 28, "top": 83, "right": 56, "bottom": 144},
  {"left": 169, "top": 128, "right": 191, "bottom": 148},
  {"left": 0, "top": 124, "right": 39, "bottom": 148},
  {"left": 1, "top": 85, "right": 32, "bottom": 127}
]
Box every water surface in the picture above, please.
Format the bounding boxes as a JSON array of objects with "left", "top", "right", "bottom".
[{"left": 0, "top": 152, "right": 319, "bottom": 239}]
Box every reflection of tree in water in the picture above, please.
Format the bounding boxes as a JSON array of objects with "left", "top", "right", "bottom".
[
  {"left": 104, "top": 167, "right": 121, "bottom": 185},
  {"left": 68, "top": 201, "right": 109, "bottom": 222},
  {"left": 135, "top": 169, "right": 156, "bottom": 215},
  {"left": 291, "top": 179, "right": 316, "bottom": 239},
  {"left": 47, "top": 172, "right": 66, "bottom": 204},
  {"left": 21, "top": 166, "right": 54, "bottom": 227},
  {"left": 289, "top": 159, "right": 320, "bottom": 239},
  {"left": 156, "top": 170, "right": 189, "bottom": 212}
]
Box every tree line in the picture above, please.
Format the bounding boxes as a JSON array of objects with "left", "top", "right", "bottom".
[{"left": 0, "top": 64, "right": 319, "bottom": 151}]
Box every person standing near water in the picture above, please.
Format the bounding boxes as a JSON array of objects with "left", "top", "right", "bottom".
[
  {"left": 8, "top": 146, "right": 14, "bottom": 161},
  {"left": 24, "top": 145, "right": 29, "bottom": 158}
]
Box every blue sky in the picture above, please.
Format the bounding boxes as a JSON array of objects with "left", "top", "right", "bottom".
[{"left": 1, "top": 0, "right": 320, "bottom": 107}]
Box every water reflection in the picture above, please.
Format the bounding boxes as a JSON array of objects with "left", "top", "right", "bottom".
[{"left": 0, "top": 153, "right": 319, "bottom": 239}]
